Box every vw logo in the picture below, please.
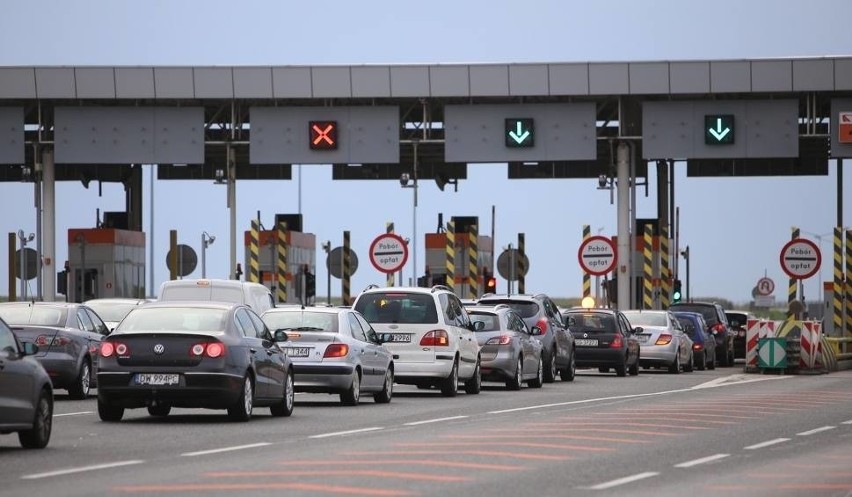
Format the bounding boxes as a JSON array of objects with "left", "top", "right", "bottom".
[
  {"left": 583, "top": 333, "right": 588, "bottom": 338},
  {"left": 153, "top": 344, "right": 165, "bottom": 355}
]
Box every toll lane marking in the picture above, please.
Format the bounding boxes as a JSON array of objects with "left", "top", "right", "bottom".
[
  {"left": 342, "top": 450, "right": 571, "bottom": 461},
  {"left": 744, "top": 438, "right": 790, "bottom": 450},
  {"left": 403, "top": 415, "right": 467, "bottom": 426},
  {"left": 309, "top": 427, "right": 384, "bottom": 439},
  {"left": 114, "top": 482, "right": 412, "bottom": 496},
  {"left": 54, "top": 411, "right": 93, "bottom": 417},
  {"left": 797, "top": 426, "right": 836, "bottom": 436},
  {"left": 181, "top": 442, "right": 271, "bottom": 457},
  {"left": 674, "top": 454, "right": 730, "bottom": 468},
  {"left": 23, "top": 460, "right": 144, "bottom": 480},
  {"left": 206, "top": 469, "right": 470, "bottom": 483},
  {"left": 587, "top": 472, "right": 659, "bottom": 490}
]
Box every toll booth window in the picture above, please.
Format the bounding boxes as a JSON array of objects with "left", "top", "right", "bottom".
[{"left": 354, "top": 293, "right": 438, "bottom": 324}]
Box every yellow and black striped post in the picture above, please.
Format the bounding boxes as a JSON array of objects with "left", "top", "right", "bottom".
[
  {"left": 445, "top": 221, "right": 455, "bottom": 293},
  {"left": 468, "top": 224, "right": 478, "bottom": 299},
  {"left": 846, "top": 229, "right": 852, "bottom": 337},
  {"left": 660, "top": 226, "right": 671, "bottom": 308},
  {"left": 518, "top": 233, "right": 526, "bottom": 294},
  {"left": 834, "top": 227, "right": 844, "bottom": 335},
  {"left": 582, "top": 225, "right": 591, "bottom": 298},
  {"left": 277, "top": 222, "right": 288, "bottom": 303},
  {"left": 643, "top": 224, "right": 654, "bottom": 310},
  {"left": 788, "top": 227, "right": 799, "bottom": 316},
  {"left": 249, "top": 219, "right": 260, "bottom": 283},
  {"left": 386, "top": 222, "right": 395, "bottom": 287},
  {"left": 342, "top": 231, "right": 351, "bottom": 305}
]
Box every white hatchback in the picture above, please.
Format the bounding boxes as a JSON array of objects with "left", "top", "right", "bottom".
[{"left": 353, "top": 286, "right": 481, "bottom": 397}]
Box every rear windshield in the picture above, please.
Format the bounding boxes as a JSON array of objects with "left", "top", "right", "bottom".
[
  {"left": 86, "top": 302, "right": 140, "bottom": 322},
  {"left": 354, "top": 293, "right": 438, "bottom": 324},
  {"left": 726, "top": 313, "right": 748, "bottom": 328},
  {"left": 477, "top": 300, "right": 539, "bottom": 319},
  {"left": 622, "top": 311, "right": 668, "bottom": 327},
  {"left": 565, "top": 313, "right": 616, "bottom": 333},
  {"left": 468, "top": 312, "right": 500, "bottom": 332},
  {"left": 0, "top": 305, "right": 65, "bottom": 326},
  {"left": 115, "top": 307, "right": 227, "bottom": 333},
  {"left": 263, "top": 311, "right": 339, "bottom": 333},
  {"left": 670, "top": 304, "right": 717, "bottom": 326},
  {"left": 676, "top": 317, "right": 698, "bottom": 338}
]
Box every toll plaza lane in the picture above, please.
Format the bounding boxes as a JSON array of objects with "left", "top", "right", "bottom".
[{"left": 2, "top": 369, "right": 852, "bottom": 497}]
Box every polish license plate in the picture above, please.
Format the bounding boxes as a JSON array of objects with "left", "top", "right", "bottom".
[
  {"left": 635, "top": 335, "right": 650, "bottom": 343},
  {"left": 575, "top": 339, "right": 599, "bottom": 347},
  {"left": 390, "top": 333, "right": 411, "bottom": 343},
  {"left": 134, "top": 373, "right": 180, "bottom": 386},
  {"left": 284, "top": 347, "right": 311, "bottom": 358}
]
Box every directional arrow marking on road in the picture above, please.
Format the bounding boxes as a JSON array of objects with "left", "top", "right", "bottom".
[
  {"left": 508, "top": 121, "right": 531, "bottom": 144},
  {"left": 708, "top": 117, "right": 731, "bottom": 141}
]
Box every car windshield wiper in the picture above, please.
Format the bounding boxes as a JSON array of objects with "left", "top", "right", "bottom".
[{"left": 281, "top": 326, "right": 326, "bottom": 332}]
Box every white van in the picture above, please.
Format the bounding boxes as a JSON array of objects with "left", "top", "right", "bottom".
[{"left": 157, "top": 279, "right": 275, "bottom": 314}]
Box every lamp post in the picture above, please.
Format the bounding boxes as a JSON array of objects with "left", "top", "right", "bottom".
[
  {"left": 17, "top": 229, "right": 34, "bottom": 301},
  {"left": 595, "top": 226, "right": 605, "bottom": 302},
  {"left": 321, "top": 240, "right": 331, "bottom": 304},
  {"left": 201, "top": 231, "right": 216, "bottom": 279},
  {"left": 400, "top": 140, "right": 419, "bottom": 285},
  {"left": 680, "top": 245, "right": 690, "bottom": 302}
]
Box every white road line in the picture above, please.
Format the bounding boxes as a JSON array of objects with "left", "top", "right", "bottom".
[
  {"left": 181, "top": 442, "right": 272, "bottom": 457},
  {"left": 674, "top": 454, "right": 730, "bottom": 468},
  {"left": 309, "top": 427, "right": 384, "bottom": 439},
  {"left": 744, "top": 438, "right": 790, "bottom": 450},
  {"left": 54, "top": 411, "right": 92, "bottom": 417},
  {"left": 797, "top": 426, "right": 836, "bottom": 436},
  {"left": 21, "top": 460, "right": 144, "bottom": 480},
  {"left": 841, "top": 420, "right": 852, "bottom": 425},
  {"left": 588, "top": 472, "right": 659, "bottom": 490},
  {"left": 404, "top": 416, "right": 468, "bottom": 426}
]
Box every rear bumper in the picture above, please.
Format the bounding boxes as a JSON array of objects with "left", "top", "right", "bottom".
[
  {"left": 97, "top": 371, "right": 243, "bottom": 408},
  {"left": 574, "top": 348, "right": 625, "bottom": 367},
  {"left": 639, "top": 346, "right": 678, "bottom": 367},
  {"left": 480, "top": 349, "right": 516, "bottom": 381},
  {"left": 392, "top": 358, "right": 456, "bottom": 384},
  {"left": 292, "top": 363, "right": 356, "bottom": 392}
]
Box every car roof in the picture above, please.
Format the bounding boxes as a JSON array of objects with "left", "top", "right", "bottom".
[
  {"left": 84, "top": 298, "right": 148, "bottom": 305},
  {"left": 0, "top": 301, "right": 78, "bottom": 309},
  {"left": 263, "top": 306, "right": 347, "bottom": 315},
  {"left": 137, "top": 301, "right": 240, "bottom": 310},
  {"left": 478, "top": 294, "right": 543, "bottom": 301},
  {"left": 563, "top": 307, "right": 616, "bottom": 315}
]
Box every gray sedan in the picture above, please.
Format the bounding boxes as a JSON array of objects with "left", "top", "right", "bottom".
[
  {"left": 623, "top": 310, "right": 694, "bottom": 374},
  {"left": 467, "top": 306, "right": 544, "bottom": 390},
  {"left": 261, "top": 307, "right": 394, "bottom": 406}
]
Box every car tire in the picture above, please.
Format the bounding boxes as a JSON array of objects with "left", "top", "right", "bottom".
[
  {"left": 727, "top": 348, "right": 735, "bottom": 367},
  {"left": 696, "top": 352, "right": 706, "bottom": 371},
  {"left": 628, "top": 355, "right": 640, "bottom": 376},
  {"left": 373, "top": 367, "right": 394, "bottom": 404},
  {"left": 19, "top": 390, "right": 52, "bottom": 449},
  {"left": 67, "top": 360, "right": 91, "bottom": 400},
  {"left": 340, "top": 370, "right": 361, "bottom": 406},
  {"left": 147, "top": 405, "right": 171, "bottom": 417},
  {"left": 668, "top": 354, "right": 681, "bottom": 374},
  {"left": 506, "top": 356, "right": 523, "bottom": 391},
  {"left": 270, "top": 368, "right": 295, "bottom": 416},
  {"left": 439, "top": 359, "right": 459, "bottom": 397},
  {"left": 527, "top": 357, "right": 544, "bottom": 388},
  {"left": 228, "top": 375, "right": 254, "bottom": 422},
  {"left": 684, "top": 352, "right": 694, "bottom": 373},
  {"left": 543, "top": 351, "right": 557, "bottom": 383},
  {"left": 615, "top": 360, "right": 627, "bottom": 377},
  {"left": 560, "top": 352, "right": 576, "bottom": 382},
  {"left": 464, "top": 359, "right": 482, "bottom": 394},
  {"left": 708, "top": 352, "right": 717, "bottom": 370},
  {"left": 97, "top": 397, "right": 124, "bottom": 422}
]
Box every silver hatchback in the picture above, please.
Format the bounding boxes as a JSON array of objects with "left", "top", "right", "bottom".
[{"left": 467, "top": 306, "right": 544, "bottom": 390}]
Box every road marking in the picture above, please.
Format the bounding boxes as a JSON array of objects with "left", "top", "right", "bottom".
[
  {"left": 342, "top": 449, "right": 571, "bottom": 461},
  {"left": 403, "top": 415, "right": 467, "bottom": 426},
  {"left": 674, "top": 454, "right": 730, "bottom": 468},
  {"left": 114, "top": 482, "right": 412, "bottom": 496},
  {"left": 206, "top": 469, "right": 470, "bottom": 482},
  {"left": 841, "top": 420, "right": 852, "bottom": 425},
  {"left": 588, "top": 472, "right": 659, "bottom": 490},
  {"left": 797, "top": 426, "right": 836, "bottom": 436},
  {"left": 278, "top": 459, "right": 523, "bottom": 471},
  {"left": 54, "top": 411, "right": 93, "bottom": 417},
  {"left": 309, "top": 427, "right": 384, "bottom": 439},
  {"left": 22, "top": 460, "right": 144, "bottom": 480},
  {"left": 181, "top": 442, "right": 271, "bottom": 457},
  {"left": 744, "top": 438, "right": 790, "bottom": 450}
]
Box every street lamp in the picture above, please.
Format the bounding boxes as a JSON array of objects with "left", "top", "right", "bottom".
[
  {"left": 17, "top": 229, "right": 35, "bottom": 301},
  {"left": 680, "top": 245, "right": 690, "bottom": 302},
  {"left": 201, "top": 231, "right": 216, "bottom": 279},
  {"left": 321, "top": 240, "right": 331, "bottom": 304},
  {"left": 400, "top": 165, "right": 418, "bottom": 285}
]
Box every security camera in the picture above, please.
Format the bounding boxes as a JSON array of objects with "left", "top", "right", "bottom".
[
  {"left": 400, "top": 173, "right": 410, "bottom": 187},
  {"left": 598, "top": 174, "right": 608, "bottom": 188}
]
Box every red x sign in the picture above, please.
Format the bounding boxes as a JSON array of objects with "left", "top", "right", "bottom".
[{"left": 309, "top": 121, "right": 338, "bottom": 150}]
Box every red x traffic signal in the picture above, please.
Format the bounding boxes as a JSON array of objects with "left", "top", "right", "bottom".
[{"left": 309, "top": 121, "right": 338, "bottom": 150}]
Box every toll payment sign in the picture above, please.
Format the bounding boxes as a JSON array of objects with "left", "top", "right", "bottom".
[
  {"left": 577, "top": 235, "right": 617, "bottom": 276},
  {"left": 779, "top": 238, "right": 821, "bottom": 280},
  {"left": 369, "top": 233, "right": 409, "bottom": 274},
  {"left": 309, "top": 121, "right": 338, "bottom": 150}
]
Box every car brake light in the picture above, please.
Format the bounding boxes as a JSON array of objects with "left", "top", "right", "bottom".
[
  {"left": 693, "top": 343, "right": 704, "bottom": 351},
  {"left": 713, "top": 323, "right": 725, "bottom": 334},
  {"left": 536, "top": 318, "right": 549, "bottom": 336},
  {"left": 420, "top": 330, "right": 450, "bottom": 346},
  {"left": 486, "top": 335, "right": 512, "bottom": 346},
  {"left": 115, "top": 343, "right": 129, "bottom": 356},
  {"left": 610, "top": 334, "right": 623, "bottom": 348},
  {"left": 655, "top": 334, "right": 673, "bottom": 345},
  {"left": 101, "top": 342, "right": 115, "bottom": 357},
  {"left": 35, "top": 335, "right": 71, "bottom": 347},
  {"left": 324, "top": 343, "right": 349, "bottom": 358},
  {"left": 190, "top": 342, "right": 226, "bottom": 358}
]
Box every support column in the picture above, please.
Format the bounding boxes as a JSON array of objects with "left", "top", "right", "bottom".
[
  {"left": 249, "top": 219, "right": 260, "bottom": 283},
  {"left": 845, "top": 229, "right": 851, "bottom": 337},
  {"left": 468, "top": 225, "right": 478, "bottom": 299},
  {"left": 277, "top": 222, "right": 288, "bottom": 304},
  {"left": 834, "top": 227, "right": 844, "bottom": 335},
  {"left": 660, "top": 226, "right": 671, "bottom": 308},
  {"left": 517, "top": 233, "right": 526, "bottom": 295},
  {"left": 42, "top": 149, "right": 56, "bottom": 301},
  {"left": 445, "top": 220, "right": 455, "bottom": 293},
  {"left": 642, "top": 224, "right": 654, "bottom": 310},
  {"left": 227, "top": 145, "right": 237, "bottom": 279},
  {"left": 616, "top": 143, "right": 630, "bottom": 309},
  {"left": 343, "top": 231, "right": 351, "bottom": 305},
  {"left": 7, "top": 233, "right": 16, "bottom": 301},
  {"left": 126, "top": 164, "right": 143, "bottom": 231},
  {"left": 582, "top": 225, "right": 591, "bottom": 298},
  {"left": 386, "top": 222, "right": 394, "bottom": 287},
  {"left": 788, "top": 227, "right": 799, "bottom": 317}
]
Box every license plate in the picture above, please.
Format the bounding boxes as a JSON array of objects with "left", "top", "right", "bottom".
[
  {"left": 575, "top": 339, "right": 599, "bottom": 346},
  {"left": 284, "top": 347, "right": 311, "bottom": 358},
  {"left": 635, "top": 335, "right": 650, "bottom": 343},
  {"left": 134, "top": 373, "right": 180, "bottom": 386},
  {"left": 390, "top": 333, "right": 411, "bottom": 343}
]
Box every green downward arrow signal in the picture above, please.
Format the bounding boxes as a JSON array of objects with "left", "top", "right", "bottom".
[
  {"left": 505, "top": 118, "right": 534, "bottom": 148},
  {"left": 708, "top": 118, "right": 731, "bottom": 141},
  {"left": 509, "top": 121, "right": 530, "bottom": 144}
]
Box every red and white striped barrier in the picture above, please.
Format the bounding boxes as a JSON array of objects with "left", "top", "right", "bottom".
[
  {"left": 813, "top": 322, "right": 823, "bottom": 369},
  {"left": 801, "top": 322, "right": 815, "bottom": 368},
  {"left": 746, "top": 318, "right": 761, "bottom": 368}
]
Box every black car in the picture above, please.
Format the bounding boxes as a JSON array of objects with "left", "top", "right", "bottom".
[
  {"left": 0, "top": 317, "right": 53, "bottom": 449},
  {"left": 669, "top": 302, "right": 735, "bottom": 367},
  {"left": 0, "top": 302, "right": 110, "bottom": 399},
  {"left": 725, "top": 310, "right": 756, "bottom": 360},
  {"left": 477, "top": 293, "right": 575, "bottom": 382},
  {"left": 561, "top": 308, "right": 641, "bottom": 377},
  {"left": 97, "top": 301, "right": 294, "bottom": 422}
]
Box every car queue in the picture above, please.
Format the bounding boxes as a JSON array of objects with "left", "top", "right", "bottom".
[{"left": 1, "top": 277, "right": 745, "bottom": 450}]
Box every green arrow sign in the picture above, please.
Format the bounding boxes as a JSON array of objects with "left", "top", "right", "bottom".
[
  {"left": 704, "top": 114, "right": 735, "bottom": 145},
  {"left": 758, "top": 337, "right": 787, "bottom": 369},
  {"left": 505, "top": 118, "right": 534, "bottom": 148}
]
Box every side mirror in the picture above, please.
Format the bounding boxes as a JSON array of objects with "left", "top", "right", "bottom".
[
  {"left": 22, "top": 342, "right": 39, "bottom": 356},
  {"left": 472, "top": 321, "right": 485, "bottom": 331},
  {"left": 530, "top": 326, "right": 543, "bottom": 336},
  {"left": 633, "top": 326, "right": 644, "bottom": 334},
  {"left": 274, "top": 330, "right": 289, "bottom": 342},
  {"left": 566, "top": 316, "right": 576, "bottom": 327}
]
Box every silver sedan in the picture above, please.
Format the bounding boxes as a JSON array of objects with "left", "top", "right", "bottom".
[
  {"left": 622, "top": 310, "right": 694, "bottom": 374},
  {"left": 261, "top": 307, "right": 394, "bottom": 406},
  {"left": 467, "top": 305, "right": 544, "bottom": 390}
]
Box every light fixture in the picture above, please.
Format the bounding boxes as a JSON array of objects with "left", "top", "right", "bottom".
[{"left": 214, "top": 168, "right": 226, "bottom": 185}]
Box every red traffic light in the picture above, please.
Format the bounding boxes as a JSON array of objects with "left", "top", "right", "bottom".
[
  {"left": 486, "top": 277, "right": 497, "bottom": 293},
  {"left": 309, "top": 121, "right": 338, "bottom": 150}
]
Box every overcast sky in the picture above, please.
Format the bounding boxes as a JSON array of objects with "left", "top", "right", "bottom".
[{"left": 1, "top": 0, "right": 851, "bottom": 305}]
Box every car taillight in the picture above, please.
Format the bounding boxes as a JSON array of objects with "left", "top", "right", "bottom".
[
  {"left": 486, "top": 335, "right": 512, "bottom": 346},
  {"left": 324, "top": 343, "right": 349, "bottom": 358},
  {"left": 35, "top": 335, "right": 71, "bottom": 347},
  {"left": 536, "top": 318, "right": 549, "bottom": 336},
  {"left": 693, "top": 343, "right": 704, "bottom": 351},
  {"left": 115, "top": 343, "right": 129, "bottom": 356},
  {"left": 190, "top": 342, "right": 226, "bottom": 358},
  {"left": 610, "top": 334, "right": 623, "bottom": 348},
  {"left": 655, "top": 334, "right": 673, "bottom": 345},
  {"left": 713, "top": 323, "right": 725, "bottom": 334},
  {"left": 101, "top": 342, "right": 115, "bottom": 357},
  {"left": 420, "top": 330, "right": 450, "bottom": 346}
]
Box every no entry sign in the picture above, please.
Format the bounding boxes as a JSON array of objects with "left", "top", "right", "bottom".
[
  {"left": 779, "top": 238, "right": 821, "bottom": 280},
  {"left": 577, "top": 236, "right": 617, "bottom": 276},
  {"left": 369, "top": 233, "right": 409, "bottom": 274}
]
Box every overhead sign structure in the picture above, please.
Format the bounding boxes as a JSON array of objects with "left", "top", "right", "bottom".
[
  {"left": 704, "top": 115, "right": 734, "bottom": 145},
  {"left": 369, "top": 233, "right": 409, "bottom": 274},
  {"left": 577, "top": 236, "right": 617, "bottom": 276},
  {"left": 505, "top": 118, "right": 534, "bottom": 148},
  {"left": 309, "top": 121, "right": 338, "bottom": 150},
  {"left": 839, "top": 112, "right": 852, "bottom": 144},
  {"left": 779, "top": 238, "right": 821, "bottom": 280},
  {"left": 755, "top": 276, "right": 775, "bottom": 296}
]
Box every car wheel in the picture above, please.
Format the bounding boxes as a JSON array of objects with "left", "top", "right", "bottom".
[
  {"left": 615, "top": 359, "right": 627, "bottom": 377},
  {"left": 19, "top": 390, "right": 52, "bottom": 449},
  {"left": 228, "top": 375, "right": 254, "bottom": 422},
  {"left": 543, "top": 351, "right": 557, "bottom": 383},
  {"left": 67, "top": 361, "right": 91, "bottom": 400},
  {"left": 440, "top": 359, "right": 459, "bottom": 397},
  {"left": 696, "top": 352, "right": 706, "bottom": 371},
  {"left": 728, "top": 347, "right": 735, "bottom": 367},
  {"left": 668, "top": 354, "right": 681, "bottom": 374},
  {"left": 560, "top": 352, "right": 576, "bottom": 382},
  {"left": 684, "top": 352, "right": 694, "bottom": 373},
  {"left": 340, "top": 370, "right": 361, "bottom": 406},
  {"left": 97, "top": 397, "right": 124, "bottom": 422},
  {"left": 373, "top": 367, "right": 394, "bottom": 404},
  {"left": 270, "top": 368, "right": 295, "bottom": 416},
  {"left": 464, "top": 359, "right": 482, "bottom": 394},
  {"left": 506, "top": 356, "right": 523, "bottom": 391},
  {"left": 628, "top": 354, "right": 640, "bottom": 376},
  {"left": 147, "top": 405, "right": 171, "bottom": 417},
  {"left": 527, "top": 357, "right": 543, "bottom": 388},
  {"left": 708, "top": 351, "right": 717, "bottom": 370}
]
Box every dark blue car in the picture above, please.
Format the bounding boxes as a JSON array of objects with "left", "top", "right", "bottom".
[{"left": 673, "top": 311, "right": 716, "bottom": 370}]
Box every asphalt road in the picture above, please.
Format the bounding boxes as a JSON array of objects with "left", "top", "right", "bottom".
[{"left": 2, "top": 365, "right": 852, "bottom": 497}]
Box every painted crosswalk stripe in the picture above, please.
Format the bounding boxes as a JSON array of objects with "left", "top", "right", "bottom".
[
  {"left": 588, "top": 472, "right": 659, "bottom": 490},
  {"left": 797, "top": 426, "right": 835, "bottom": 436},
  {"left": 744, "top": 438, "right": 790, "bottom": 450},
  {"left": 675, "top": 454, "right": 729, "bottom": 468}
]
